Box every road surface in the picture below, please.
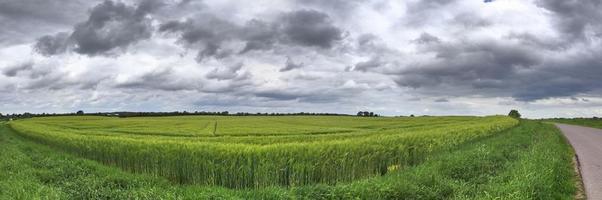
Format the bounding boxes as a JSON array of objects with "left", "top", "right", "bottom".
[{"left": 556, "top": 123, "right": 602, "bottom": 200}]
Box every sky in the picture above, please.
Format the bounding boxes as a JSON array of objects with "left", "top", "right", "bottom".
[{"left": 1, "top": 0, "right": 601, "bottom": 118}]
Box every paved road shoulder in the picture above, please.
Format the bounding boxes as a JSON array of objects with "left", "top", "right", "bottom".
[{"left": 556, "top": 123, "right": 602, "bottom": 200}]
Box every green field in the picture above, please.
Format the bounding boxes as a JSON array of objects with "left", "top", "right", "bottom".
[
  {"left": 0, "top": 118, "right": 578, "bottom": 199},
  {"left": 547, "top": 118, "right": 602, "bottom": 129},
  {"left": 9, "top": 116, "right": 516, "bottom": 188}
]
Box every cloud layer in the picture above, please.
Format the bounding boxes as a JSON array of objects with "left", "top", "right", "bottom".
[{"left": 1, "top": 0, "right": 602, "bottom": 118}]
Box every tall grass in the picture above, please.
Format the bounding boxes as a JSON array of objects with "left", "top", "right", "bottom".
[
  {"left": 1, "top": 120, "right": 576, "bottom": 199},
  {"left": 9, "top": 116, "right": 517, "bottom": 188}
]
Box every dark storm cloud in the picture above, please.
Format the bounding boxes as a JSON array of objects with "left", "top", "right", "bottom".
[
  {"left": 536, "top": 0, "right": 602, "bottom": 41},
  {"left": 281, "top": 10, "right": 344, "bottom": 48},
  {"left": 510, "top": 51, "right": 602, "bottom": 101},
  {"left": 395, "top": 39, "right": 543, "bottom": 97},
  {"left": 34, "top": 0, "right": 161, "bottom": 56},
  {"left": 2, "top": 62, "right": 34, "bottom": 77},
  {"left": 159, "top": 9, "right": 344, "bottom": 62},
  {"left": 394, "top": 35, "right": 602, "bottom": 101},
  {"left": 239, "top": 20, "right": 280, "bottom": 54},
  {"left": 0, "top": 0, "right": 97, "bottom": 45},
  {"left": 159, "top": 14, "right": 239, "bottom": 61},
  {"left": 280, "top": 57, "right": 304, "bottom": 72},
  {"left": 34, "top": 32, "right": 71, "bottom": 56}
]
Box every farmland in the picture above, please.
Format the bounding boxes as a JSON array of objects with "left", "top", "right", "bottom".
[
  {"left": 0, "top": 118, "right": 578, "bottom": 199},
  {"left": 9, "top": 116, "right": 516, "bottom": 188}
]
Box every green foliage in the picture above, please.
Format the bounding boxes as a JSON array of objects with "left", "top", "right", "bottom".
[
  {"left": 9, "top": 116, "right": 517, "bottom": 188},
  {"left": 508, "top": 110, "right": 521, "bottom": 119},
  {"left": 0, "top": 120, "right": 577, "bottom": 199}
]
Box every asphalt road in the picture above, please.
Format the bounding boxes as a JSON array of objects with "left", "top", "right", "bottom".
[{"left": 556, "top": 123, "right": 602, "bottom": 200}]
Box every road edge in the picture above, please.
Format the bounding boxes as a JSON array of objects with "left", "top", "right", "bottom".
[{"left": 554, "top": 123, "right": 587, "bottom": 200}]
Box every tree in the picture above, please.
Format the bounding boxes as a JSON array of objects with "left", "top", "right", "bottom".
[
  {"left": 76, "top": 110, "right": 84, "bottom": 115},
  {"left": 508, "top": 110, "right": 521, "bottom": 119}
]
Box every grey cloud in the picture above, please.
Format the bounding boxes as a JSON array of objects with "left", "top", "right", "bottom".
[
  {"left": 511, "top": 51, "right": 602, "bottom": 101},
  {"left": 294, "top": 0, "right": 365, "bottom": 17},
  {"left": 34, "top": 32, "right": 70, "bottom": 56},
  {"left": 23, "top": 68, "right": 108, "bottom": 91},
  {"left": 35, "top": 0, "right": 161, "bottom": 56},
  {"left": 401, "top": 42, "right": 541, "bottom": 84},
  {"left": 434, "top": 98, "right": 449, "bottom": 103},
  {"left": 70, "top": 0, "right": 156, "bottom": 55},
  {"left": 206, "top": 62, "right": 245, "bottom": 80},
  {"left": 536, "top": 0, "right": 602, "bottom": 41},
  {"left": 255, "top": 90, "right": 302, "bottom": 101},
  {"left": 280, "top": 57, "right": 304, "bottom": 72},
  {"left": 404, "top": 0, "right": 457, "bottom": 27},
  {"left": 239, "top": 20, "right": 280, "bottom": 54},
  {"left": 282, "top": 10, "right": 344, "bottom": 48},
  {"left": 159, "top": 9, "right": 344, "bottom": 62},
  {"left": 159, "top": 14, "right": 240, "bottom": 61},
  {"left": 453, "top": 13, "right": 491, "bottom": 28},
  {"left": 395, "top": 37, "right": 602, "bottom": 101},
  {"left": 116, "top": 68, "right": 199, "bottom": 91},
  {"left": 254, "top": 89, "right": 345, "bottom": 103},
  {"left": 395, "top": 40, "right": 543, "bottom": 97},
  {"left": 0, "top": 0, "right": 97, "bottom": 45},
  {"left": 357, "top": 34, "right": 379, "bottom": 47},
  {"left": 354, "top": 57, "right": 384, "bottom": 72},
  {"left": 2, "top": 62, "right": 33, "bottom": 77},
  {"left": 413, "top": 33, "right": 440, "bottom": 44}
]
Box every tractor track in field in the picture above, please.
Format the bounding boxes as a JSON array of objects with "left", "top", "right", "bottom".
[{"left": 556, "top": 123, "right": 602, "bottom": 200}]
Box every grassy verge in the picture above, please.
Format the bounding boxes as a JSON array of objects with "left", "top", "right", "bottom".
[
  {"left": 0, "top": 120, "right": 576, "bottom": 199},
  {"left": 547, "top": 118, "right": 602, "bottom": 129}
]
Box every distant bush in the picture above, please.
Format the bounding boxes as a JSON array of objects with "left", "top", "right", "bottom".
[{"left": 508, "top": 110, "right": 521, "bottom": 119}]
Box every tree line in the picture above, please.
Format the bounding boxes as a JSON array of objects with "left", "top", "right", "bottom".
[{"left": 0, "top": 111, "right": 357, "bottom": 120}]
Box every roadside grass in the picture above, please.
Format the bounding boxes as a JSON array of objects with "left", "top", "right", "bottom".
[
  {"left": 0, "top": 120, "right": 576, "bottom": 199},
  {"left": 547, "top": 118, "right": 602, "bottom": 129}
]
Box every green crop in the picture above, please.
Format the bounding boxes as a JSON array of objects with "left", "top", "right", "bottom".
[{"left": 9, "top": 115, "right": 517, "bottom": 188}]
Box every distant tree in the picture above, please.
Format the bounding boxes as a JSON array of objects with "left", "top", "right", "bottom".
[
  {"left": 22, "top": 112, "right": 32, "bottom": 118},
  {"left": 508, "top": 110, "right": 521, "bottom": 119},
  {"left": 410, "top": 114, "right": 415, "bottom": 117},
  {"left": 76, "top": 110, "right": 84, "bottom": 115}
]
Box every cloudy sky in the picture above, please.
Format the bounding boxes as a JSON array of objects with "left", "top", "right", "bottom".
[{"left": 1, "top": 0, "right": 601, "bottom": 118}]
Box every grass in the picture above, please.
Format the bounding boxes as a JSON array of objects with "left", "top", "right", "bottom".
[
  {"left": 0, "top": 119, "right": 577, "bottom": 199},
  {"left": 547, "top": 118, "right": 602, "bottom": 129},
  {"left": 9, "top": 116, "right": 517, "bottom": 188}
]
